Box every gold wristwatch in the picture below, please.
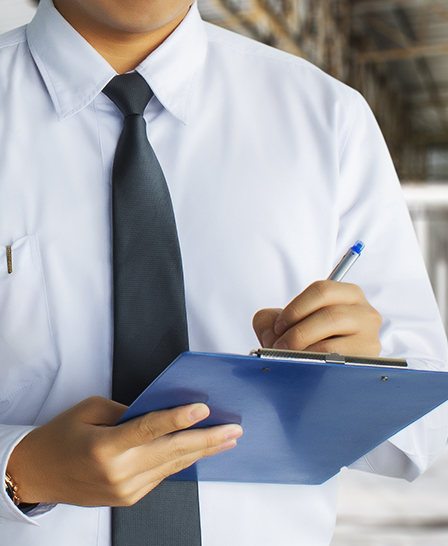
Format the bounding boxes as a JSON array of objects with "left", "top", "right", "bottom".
[{"left": 5, "top": 472, "right": 38, "bottom": 514}]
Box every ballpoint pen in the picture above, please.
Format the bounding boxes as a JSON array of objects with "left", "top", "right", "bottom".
[{"left": 327, "top": 240, "right": 365, "bottom": 281}]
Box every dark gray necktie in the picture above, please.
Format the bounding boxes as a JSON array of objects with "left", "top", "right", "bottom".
[{"left": 103, "top": 72, "right": 201, "bottom": 546}]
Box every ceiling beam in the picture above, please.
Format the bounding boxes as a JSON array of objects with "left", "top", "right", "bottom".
[
  {"left": 252, "top": 0, "right": 301, "bottom": 49},
  {"left": 215, "top": 0, "right": 304, "bottom": 57},
  {"left": 412, "top": 100, "right": 448, "bottom": 110},
  {"left": 352, "top": 0, "right": 444, "bottom": 15},
  {"left": 357, "top": 42, "right": 448, "bottom": 63},
  {"left": 363, "top": 14, "right": 412, "bottom": 48},
  {"left": 430, "top": 1, "right": 448, "bottom": 23},
  {"left": 420, "top": 131, "right": 448, "bottom": 145}
]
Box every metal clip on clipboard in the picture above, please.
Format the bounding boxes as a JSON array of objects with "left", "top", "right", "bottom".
[{"left": 251, "top": 348, "right": 408, "bottom": 368}]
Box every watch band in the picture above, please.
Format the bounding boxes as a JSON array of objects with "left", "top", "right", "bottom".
[
  {"left": 5, "top": 472, "right": 38, "bottom": 514},
  {"left": 5, "top": 472, "right": 20, "bottom": 505}
]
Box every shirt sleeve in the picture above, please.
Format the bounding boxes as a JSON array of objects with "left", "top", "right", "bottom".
[
  {"left": 0, "top": 424, "right": 56, "bottom": 523},
  {"left": 337, "top": 89, "right": 448, "bottom": 481}
]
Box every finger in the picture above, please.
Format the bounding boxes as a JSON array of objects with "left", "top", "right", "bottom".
[
  {"left": 252, "top": 308, "right": 282, "bottom": 347},
  {"left": 274, "top": 281, "right": 365, "bottom": 336},
  {"left": 122, "top": 423, "right": 243, "bottom": 477},
  {"left": 107, "top": 476, "right": 165, "bottom": 507},
  {"left": 111, "top": 428, "right": 242, "bottom": 506},
  {"left": 273, "top": 304, "right": 362, "bottom": 351},
  {"left": 304, "top": 335, "right": 376, "bottom": 356},
  {"left": 114, "top": 403, "right": 211, "bottom": 451}
]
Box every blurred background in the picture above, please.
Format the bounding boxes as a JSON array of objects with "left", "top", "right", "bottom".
[{"left": 2, "top": 0, "right": 448, "bottom": 543}]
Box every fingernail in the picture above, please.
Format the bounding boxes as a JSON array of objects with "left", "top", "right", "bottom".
[
  {"left": 188, "top": 404, "right": 209, "bottom": 423},
  {"left": 224, "top": 425, "right": 243, "bottom": 440},
  {"left": 274, "top": 320, "right": 287, "bottom": 336},
  {"left": 219, "top": 439, "right": 238, "bottom": 452}
]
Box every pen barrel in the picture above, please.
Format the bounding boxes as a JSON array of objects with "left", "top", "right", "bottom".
[{"left": 328, "top": 250, "right": 359, "bottom": 282}]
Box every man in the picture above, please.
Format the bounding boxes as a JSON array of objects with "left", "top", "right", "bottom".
[{"left": 0, "top": 0, "right": 447, "bottom": 544}]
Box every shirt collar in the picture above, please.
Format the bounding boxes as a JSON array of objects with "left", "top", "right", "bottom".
[
  {"left": 27, "top": 0, "right": 208, "bottom": 124},
  {"left": 137, "top": 3, "right": 207, "bottom": 124}
]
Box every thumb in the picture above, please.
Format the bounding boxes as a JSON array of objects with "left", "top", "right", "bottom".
[{"left": 252, "top": 308, "right": 282, "bottom": 348}]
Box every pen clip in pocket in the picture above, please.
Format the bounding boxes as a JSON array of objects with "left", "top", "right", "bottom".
[{"left": 6, "top": 245, "right": 12, "bottom": 274}]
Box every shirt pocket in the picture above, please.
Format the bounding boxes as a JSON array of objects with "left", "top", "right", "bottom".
[{"left": 0, "top": 234, "right": 60, "bottom": 424}]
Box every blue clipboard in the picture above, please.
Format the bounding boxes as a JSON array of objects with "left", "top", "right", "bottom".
[{"left": 117, "top": 350, "right": 448, "bottom": 485}]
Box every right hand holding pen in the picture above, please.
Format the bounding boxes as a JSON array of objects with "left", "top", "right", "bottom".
[
  {"left": 6, "top": 397, "right": 242, "bottom": 507},
  {"left": 253, "top": 280, "right": 382, "bottom": 357}
]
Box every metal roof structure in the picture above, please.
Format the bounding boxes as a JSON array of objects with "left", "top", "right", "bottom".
[
  {"left": 351, "top": 0, "right": 448, "bottom": 148},
  {"left": 198, "top": 0, "right": 448, "bottom": 178}
]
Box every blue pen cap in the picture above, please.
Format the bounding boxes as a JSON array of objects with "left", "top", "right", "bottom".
[{"left": 350, "top": 240, "right": 365, "bottom": 255}]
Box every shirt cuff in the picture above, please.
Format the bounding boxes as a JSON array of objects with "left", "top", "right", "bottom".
[
  {"left": 0, "top": 424, "right": 56, "bottom": 523},
  {"left": 349, "top": 400, "right": 448, "bottom": 481}
]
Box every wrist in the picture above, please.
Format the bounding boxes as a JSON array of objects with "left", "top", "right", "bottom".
[{"left": 5, "top": 471, "right": 38, "bottom": 514}]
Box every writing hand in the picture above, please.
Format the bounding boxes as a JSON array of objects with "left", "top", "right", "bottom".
[
  {"left": 7, "top": 397, "right": 242, "bottom": 507},
  {"left": 253, "top": 280, "right": 382, "bottom": 357}
]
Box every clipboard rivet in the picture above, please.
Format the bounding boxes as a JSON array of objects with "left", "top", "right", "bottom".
[
  {"left": 262, "top": 368, "right": 270, "bottom": 372},
  {"left": 381, "top": 376, "right": 388, "bottom": 381}
]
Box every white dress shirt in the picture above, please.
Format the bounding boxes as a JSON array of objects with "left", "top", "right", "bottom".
[{"left": 0, "top": 0, "right": 447, "bottom": 544}]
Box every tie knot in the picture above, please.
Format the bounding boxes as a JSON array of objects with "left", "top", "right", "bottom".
[{"left": 103, "top": 73, "right": 153, "bottom": 117}]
